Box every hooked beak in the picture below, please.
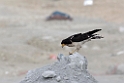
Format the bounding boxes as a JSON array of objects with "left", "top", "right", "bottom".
[{"left": 61, "top": 44, "right": 65, "bottom": 48}]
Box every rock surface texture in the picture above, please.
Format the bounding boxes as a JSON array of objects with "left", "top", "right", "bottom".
[{"left": 20, "top": 52, "right": 97, "bottom": 83}]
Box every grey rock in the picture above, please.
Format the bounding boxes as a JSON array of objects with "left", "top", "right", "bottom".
[
  {"left": 71, "top": 81, "right": 79, "bottom": 83},
  {"left": 42, "top": 71, "right": 56, "bottom": 78},
  {"left": 73, "top": 76, "right": 77, "bottom": 78},
  {"left": 56, "top": 76, "right": 61, "bottom": 82},
  {"left": 107, "top": 64, "right": 124, "bottom": 74},
  {"left": 117, "top": 64, "right": 124, "bottom": 74},
  {"left": 20, "top": 52, "right": 97, "bottom": 83},
  {"left": 57, "top": 54, "right": 64, "bottom": 61},
  {"left": 68, "top": 63, "right": 76, "bottom": 69},
  {"left": 63, "top": 76, "right": 69, "bottom": 80},
  {"left": 68, "top": 52, "right": 88, "bottom": 70}
]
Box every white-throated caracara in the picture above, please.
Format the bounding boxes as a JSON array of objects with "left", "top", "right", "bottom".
[{"left": 61, "top": 29, "right": 103, "bottom": 55}]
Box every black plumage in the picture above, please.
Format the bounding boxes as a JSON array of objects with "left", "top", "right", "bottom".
[
  {"left": 61, "top": 29, "right": 103, "bottom": 54},
  {"left": 61, "top": 29, "right": 103, "bottom": 45}
]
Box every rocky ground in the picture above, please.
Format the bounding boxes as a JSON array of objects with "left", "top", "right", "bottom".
[
  {"left": 20, "top": 53, "right": 97, "bottom": 83},
  {"left": 0, "top": 0, "right": 124, "bottom": 83}
]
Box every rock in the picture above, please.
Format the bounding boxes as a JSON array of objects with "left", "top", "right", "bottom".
[
  {"left": 107, "top": 64, "right": 124, "bottom": 75},
  {"left": 117, "top": 51, "right": 124, "bottom": 55},
  {"left": 84, "top": 0, "right": 93, "bottom": 6},
  {"left": 57, "top": 54, "right": 64, "bottom": 61},
  {"left": 79, "top": 61, "right": 85, "bottom": 70},
  {"left": 20, "top": 53, "right": 97, "bottom": 83},
  {"left": 119, "top": 26, "right": 124, "bottom": 32},
  {"left": 73, "top": 76, "right": 77, "bottom": 78},
  {"left": 116, "top": 64, "right": 124, "bottom": 74},
  {"left": 106, "top": 65, "right": 117, "bottom": 74},
  {"left": 68, "top": 63, "right": 76, "bottom": 69},
  {"left": 71, "top": 81, "right": 79, "bottom": 83},
  {"left": 56, "top": 76, "right": 61, "bottom": 82},
  {"left": 68, "top": 52, "right": 88, "bottom": 70},
  {"left": 63, "top": 76, "right": 69, "bottom": 80},
  {"left": 42, "top": 71, "right": 56, "bottom": 78}
]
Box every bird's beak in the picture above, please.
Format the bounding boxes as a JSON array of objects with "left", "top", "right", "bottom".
[{"left": 61, "top": 44, "right": 65, "bottom": 48}]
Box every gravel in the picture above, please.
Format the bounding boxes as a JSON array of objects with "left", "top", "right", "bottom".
[{"left": 20, "top": 52, "right": 97, "bottom": 83}]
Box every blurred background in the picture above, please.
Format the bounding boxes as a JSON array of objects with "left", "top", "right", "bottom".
[{"left": 0, "top": 0, "right": 124, "bottom": 83}]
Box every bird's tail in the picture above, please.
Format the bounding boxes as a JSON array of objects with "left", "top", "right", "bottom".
[
  {"left": 91, "top": 34, "right": 104, "bottom": 39},
  {"left": 86, "top": 29, "right": 102, "bottom": 35},
  {"left": 86, "top": 29, "right": 103, "bottom": 39}
]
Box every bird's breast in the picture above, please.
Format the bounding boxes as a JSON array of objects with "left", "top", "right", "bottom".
[
  {"left": 67, "top": 44, "right": 75, "bottom": 47},
  {"left": 67, "top": 42, "right": 81, "bottom": 47}
]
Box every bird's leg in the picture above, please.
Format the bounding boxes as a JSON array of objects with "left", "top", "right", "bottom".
[
  {"left": 69, "top": 49, "right": 76, "bottom": 55},
  {"left": 69, "top": 45, "right": 82, "bottom": 55},
  {"left": 69, "top": 39, "right": 91, "bottom": 55},
  {"left": 76, "top": 45, "right": 82, "bottom": 52}
]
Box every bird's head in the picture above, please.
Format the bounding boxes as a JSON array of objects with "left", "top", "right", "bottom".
[{"left": 61, "top": 39, "right": 72, "bottom": 48}]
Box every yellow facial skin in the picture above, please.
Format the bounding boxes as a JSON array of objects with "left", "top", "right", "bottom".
[{"left": 61, "top": 44, "right": 65, "bottom": 48}]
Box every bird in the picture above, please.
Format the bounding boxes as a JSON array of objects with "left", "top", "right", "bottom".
[{"left": 61, "top": 29, "right": 103, "bottom": 55}]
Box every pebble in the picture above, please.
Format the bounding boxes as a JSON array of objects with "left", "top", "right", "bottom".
[
  {"left": 64, "top": 76, "right": 69, "bottom": 80},
  {"left": 42, "top": 71, "right": 56, "bottom": 78},
  {"left": 56, "top": 76, "right": 61, "bottom": 82},
  {"left": 71, "top": 81, "right": 78, "bottom": 83}
]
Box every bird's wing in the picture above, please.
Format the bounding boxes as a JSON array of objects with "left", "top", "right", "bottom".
[
  {"left": 67, "top": 33, "right": 88, "bottom": 42},
  {"left": 83, "top": 29, "right": 101, "bottom": 36},
  {"left": 68, "top": 33, "right": 81, "bottom": 39},
  {"left": 67, "top": 29, "right": 102, "bottom": 42}
]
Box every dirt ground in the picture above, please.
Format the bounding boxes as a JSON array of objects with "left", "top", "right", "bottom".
[{"left": 0, "top": 0, "right": 124, "bottom": 83}]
